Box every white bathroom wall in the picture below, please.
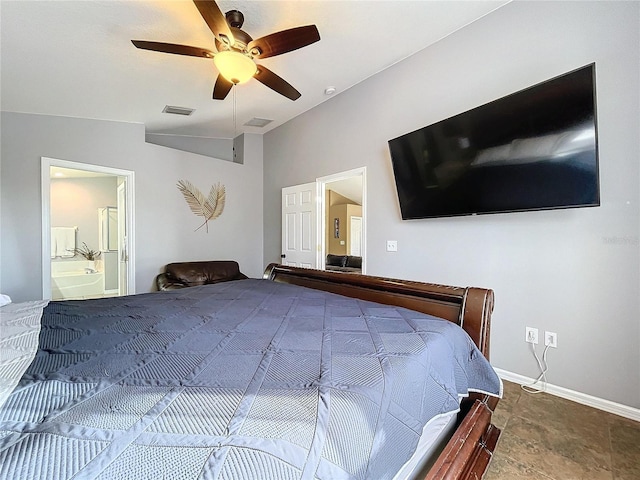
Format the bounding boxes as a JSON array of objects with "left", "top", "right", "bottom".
[
  {"left": 50, "top": 175, "right": 119, "bottom": 292},
  {"left": 50, "top": 176, "right": 117, "bottom": 258}
]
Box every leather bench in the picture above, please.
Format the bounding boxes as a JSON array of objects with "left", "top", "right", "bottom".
[{"left": 156, "top": 260, "right": 247, "bottom": 290}]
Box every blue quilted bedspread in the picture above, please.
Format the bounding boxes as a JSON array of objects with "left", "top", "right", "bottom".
[{"left": 0, "top": 279, "right": 501, "bottom": 479}]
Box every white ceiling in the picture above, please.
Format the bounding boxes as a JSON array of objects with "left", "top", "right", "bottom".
[
  {"left": 1, "top": 0, "right": 509, "bottom": 140},
  {"left": 50, "top": 166, "right": 113, "bottom": 178},
  {"left": 327, "top": 176, "right": 363, "bottom": 205}
]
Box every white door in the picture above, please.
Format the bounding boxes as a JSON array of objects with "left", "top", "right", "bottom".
[
  {"left": 350, "top": 216, "right": 362, "bottom": 256},
  {"left": 282, "top": 183, "right": 317, "bottom": 268},
  {"left": 117, "top": 181, "right": 128, "bottom": 296}
]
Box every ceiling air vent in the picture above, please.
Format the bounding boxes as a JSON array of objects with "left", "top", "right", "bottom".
[
  {"left": 244, "top": 117, "right": 273, "bottom": 128},
  {"left": 162, "top": 105, "right": 195, "bottom": 116}
]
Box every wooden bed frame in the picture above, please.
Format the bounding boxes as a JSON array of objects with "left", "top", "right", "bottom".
[{"left": 263, "top": 263, "right": 501, "bottom": 480}]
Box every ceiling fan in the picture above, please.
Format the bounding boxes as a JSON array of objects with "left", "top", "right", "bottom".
[{"left": 132, "top": 0, "right": 320, "bottom": 101}]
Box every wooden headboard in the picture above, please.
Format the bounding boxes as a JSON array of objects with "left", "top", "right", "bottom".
[{"left": 263, "top": 264, "right": 494, "bottom": 360}]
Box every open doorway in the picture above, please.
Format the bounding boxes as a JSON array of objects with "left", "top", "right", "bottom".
[
  {"left": 317, "top": 168, "right": 366, "bottom": 274},
  {"left": 41, "top": 157, "right": 135, "bottom": 300}
]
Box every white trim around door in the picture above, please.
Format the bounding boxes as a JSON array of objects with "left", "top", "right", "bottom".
[{"left": 41, "top": 157, "right": 136, "bottom": 299}]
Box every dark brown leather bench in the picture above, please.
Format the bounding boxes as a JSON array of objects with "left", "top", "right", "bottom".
[{"left": 156, "top": 261, "right": 248, "bottom": 291}]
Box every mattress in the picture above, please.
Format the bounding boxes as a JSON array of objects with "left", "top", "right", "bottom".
[
  {"left": 0, "top": 279, "right": 501, "bottom": 479},
  {"left": 393, "top": 409, "right": 458, "bottom": 480}
]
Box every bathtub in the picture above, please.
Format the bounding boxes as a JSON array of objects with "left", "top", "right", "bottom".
[{"left": 51, "top": 260, "right": 105, "bottom": 300}]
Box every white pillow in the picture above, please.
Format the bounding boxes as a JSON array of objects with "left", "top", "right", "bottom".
[
  {"left": 0, "top": 300, "right": 49, "bottom": 409},
  {"left": 472, "top": 144, "right": 511, "bottom": 166},
  {"left": 553, "top": 128, "right": 596, "bottom": 157},
  {"left": 510, "top": 133, "right": 563, "bottom": 160},
  {"left": 0, "top": 294, "right": 11, "bottom": 307}
]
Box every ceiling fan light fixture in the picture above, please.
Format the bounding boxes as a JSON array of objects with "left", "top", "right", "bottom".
[{"left": 214, "top": 51, "right": 256, "bottom": 84}]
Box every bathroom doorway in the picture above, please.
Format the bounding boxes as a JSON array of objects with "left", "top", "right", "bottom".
[
  {"left": 41, "top": 157, "right": 135, "bottom": 300},
  {"left": 317, "top": 167, "right": 366, "bottom": 273}
]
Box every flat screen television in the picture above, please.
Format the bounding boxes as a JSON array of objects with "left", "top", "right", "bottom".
[{"left": 388, "top": 64, "right": 600, "bottom": 220}]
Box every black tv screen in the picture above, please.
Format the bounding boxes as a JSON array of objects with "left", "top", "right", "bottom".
[{"left": 388, "top": 64, "right": 600, "bottom": 220}]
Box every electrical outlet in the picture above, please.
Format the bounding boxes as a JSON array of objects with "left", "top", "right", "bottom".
[
  {"left": 545, "top": 331, "right": 558, "bottom": 348},
  {"left": 525, "top": 327, "right": 539, "bottom": 344},
  {"left": 386, "top": 240, "right": 398, "bottom": 252}
]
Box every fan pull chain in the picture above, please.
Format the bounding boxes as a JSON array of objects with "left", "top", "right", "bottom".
[{"left": 233, "top": 86, "right": 237, "bottom": 139}]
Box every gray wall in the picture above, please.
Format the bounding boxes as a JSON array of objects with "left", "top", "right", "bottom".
[
  {"left": 263, "top": 2, "right": 640, "bottom": 408},
  {"left": 1, "top": 112, "right": 264, "bottom": 301}
]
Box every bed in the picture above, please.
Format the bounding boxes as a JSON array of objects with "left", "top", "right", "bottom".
[{"left": 0, "top": 264, "right": 501, "bottom": 479}]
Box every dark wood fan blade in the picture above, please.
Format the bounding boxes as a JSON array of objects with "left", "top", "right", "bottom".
[
  {"left": 213, "top": 74, "right": 233, "bottom": 100},
  {"left": 254, "top": 65, "right": 301, "bottom": 101},
  {"left": 131, "top": 40, "right": 215, "bottom": 58},
  {"left": 247, "top": 25, "right": 320, "bottom": 59},
  {"left": 193, "top": 0, "right": 234, "bottom": 46}
]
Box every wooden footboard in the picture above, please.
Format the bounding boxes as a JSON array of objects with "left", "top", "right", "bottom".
[
  {"left": 263, "top": 264, "right": 500, "bottom": 479},
  {"left": 425, "top": 400, "right": 501, "bottom": 480}
]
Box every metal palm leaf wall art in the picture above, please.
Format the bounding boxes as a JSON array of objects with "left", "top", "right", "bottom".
[{"left": 177, "top": 180, "right": 226, "bottom": 232}]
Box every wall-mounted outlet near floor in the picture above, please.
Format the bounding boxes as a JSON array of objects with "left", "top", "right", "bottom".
[
  {"left": 545, "top": 331, "right": 558, "bottom": 348},
  {"left": 525, "top": 327, "right": 539, "bottom": 344},
  {"left": 386, "top": 240, "right": 398, "bottom": 252}
]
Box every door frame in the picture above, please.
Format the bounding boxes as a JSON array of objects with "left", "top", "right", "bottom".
[
  {"left": 41, "top": 157, "right": 136, "bottom": 299},
  {"left": 349, "top": 216, "right": 363, "bottom": 256},
  {"left": 117, "top": 181, "right": 129, "bottom": 296},
  {"left": 316, "top": 167, "right": 367, "bottom": 273}
]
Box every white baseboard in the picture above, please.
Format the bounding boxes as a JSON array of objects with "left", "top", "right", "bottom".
[{"left": 495, "top": 368, "right": 640, "bottom": 423}]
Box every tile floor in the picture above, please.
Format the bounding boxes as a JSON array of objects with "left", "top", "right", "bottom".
[{"left": 484, "top": 381, "right": 640, "bottom": 479}]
